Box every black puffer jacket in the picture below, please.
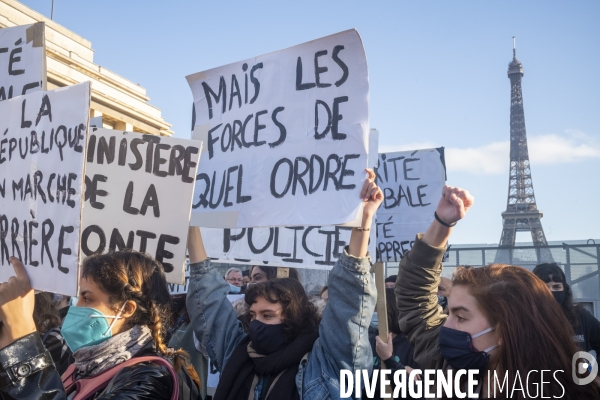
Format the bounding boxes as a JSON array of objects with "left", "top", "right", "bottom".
[{"left": 0, "top": 333, "right": 199, "bottom": 400}]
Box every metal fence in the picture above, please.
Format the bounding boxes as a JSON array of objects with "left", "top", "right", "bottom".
[
  {"left": 386, "top": 240, "right": 600, "bottom": 318},
  {"left": 214, "top": 241, "right": 600, "bottom": 317}
]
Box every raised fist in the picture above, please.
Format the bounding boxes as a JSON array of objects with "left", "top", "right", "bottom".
[{"left": 435, "top": 185, "right": 474, "bottom": 226}]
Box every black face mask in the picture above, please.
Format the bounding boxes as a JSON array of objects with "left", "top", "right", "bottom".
[
  {"left": 248, "top": 320, "right": 286, "bottom": 355},
  {"left": 439, "top": 326, "right": 497, "bottom": 372},
  {"left": 552, "top": 290, "right": 565, "bottom": 305}
]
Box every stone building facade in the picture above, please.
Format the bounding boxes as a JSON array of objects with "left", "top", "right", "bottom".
[{"left": 0, "top": 0, "right": 172, "bottom": 136}]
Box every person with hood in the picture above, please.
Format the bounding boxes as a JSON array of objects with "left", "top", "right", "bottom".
[
  {"left": 186, "top": 169, "right": 382, "bottom": 399},
  {"left": 533, "top": 262, "right": 600, "bottom": 358}
]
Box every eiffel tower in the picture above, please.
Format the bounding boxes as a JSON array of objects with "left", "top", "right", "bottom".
[{"left": 495, "top": 38, "right": 553, "bottom": 264}]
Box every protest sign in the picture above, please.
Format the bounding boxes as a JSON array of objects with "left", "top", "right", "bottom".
[
  {"left": 198, "top": 129, "right": 379, "bottom": 269},
  {"left": 168, "top": 259, "right": 190, "bottom": 295},
  {"left": 187, "top": 29, "right": 369, "bottom": 228},
  {"left": 200, "top": 222, "right": 374, "bottom": 269},
  {"left": 0, "top": 23, "right": 46, "bottom": 101},
  {"left": 81, "top": 128, "right": 202, "bottom": 285},
  {"left": 375, "top": 148, "right": 446, "bottom": 262},
  {"left": 0, "top": 82, "right": 90, "bottom": 295}
]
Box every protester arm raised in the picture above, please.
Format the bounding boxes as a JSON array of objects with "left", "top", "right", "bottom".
[
  {"left": 395, "top": 186, "right": 473, "bottom": 370},
  {"left": 186, "top": 227, "right": 247, "bottom": 373},
  {"left": 300, "top": 170, "right": 381, "bottom": 397}
]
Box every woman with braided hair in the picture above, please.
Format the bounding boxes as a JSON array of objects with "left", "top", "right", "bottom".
[{"left": 0, "top": 251, "right": 200, "bottom": 400}]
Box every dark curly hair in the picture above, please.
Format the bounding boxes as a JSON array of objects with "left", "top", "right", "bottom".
[
  {"left": 243, "top": 278, "right": 320, "bottom": 342},
  {"left": 81, "top": 250, "right": 199, "bottom": 385},
  {"left": 532, "top": 262, "right": 581, "bottom": 328},
  {"left": 33, "top": 292, "right": 62, "bottom": 335}
]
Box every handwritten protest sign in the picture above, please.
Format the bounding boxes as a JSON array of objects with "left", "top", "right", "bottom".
[
  {"left": 200, "top": 223, "right": 374, "bottom": 270},
  {"left": 0, "top": 23, "right": 46, "bottom": 102},
  {"left": 198, "top": 129, "right": 379, "bottom": 269},
  {"left": 168, "top": 260, "right": 189, "bottom": 295},
  {"left": 0, "top": 82, "right": 90, "bottom": 295},
  {"left": 375, "top": 148, "right": 446, "bottom": 262},
  {"left": 187, "top": 29, "right": 369, "bottom": 228},
  {"left": 81, "top": 128, "right": 202, "bottom": 285}
]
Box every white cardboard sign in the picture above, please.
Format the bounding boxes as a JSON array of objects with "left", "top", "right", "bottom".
[
  {"left": 198, "top": 129, "right": 379, "bottom": 270},
  {"left": 375, "top": 148, "right": 446, "bottom": 262},
  {"left": 201, "top": 221, "right": 376, "bottom": 270},
  {"left": 168, "top": 259, "right": 190, "bottom": 295},
  {"left": 81, "top": 128, "right": 202, "bottom": 285},
  {"left": 0, "top": 23, "right": 46, "bottom": 101},
  {"left": 187, "top": 29, "right": 369, "bottom": 228},
  {"left": 0, "top": 82, "right": 91, "bottom": 295}
]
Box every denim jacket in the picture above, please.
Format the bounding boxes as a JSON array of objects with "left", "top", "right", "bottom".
[{"left": 186, "top": 248, "right": 376, "bottom": 400}]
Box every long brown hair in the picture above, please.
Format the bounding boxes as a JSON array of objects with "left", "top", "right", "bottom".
[
  {"left": 243, "top": 278, "right": 320, "bottom": 342},
  {"left": 81, "top": 251, "right": 200, "bottom": 386},
  {"left": 453, "top": 264, "right": 600, "bottom": 399}
]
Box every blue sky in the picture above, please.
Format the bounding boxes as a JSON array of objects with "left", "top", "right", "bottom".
[{"left": 19, "top": 0, "right": 600, "bottom": 244}]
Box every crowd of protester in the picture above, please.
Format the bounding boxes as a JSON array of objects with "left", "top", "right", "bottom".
[{"left": 0, "top": 171, "right": 599, "bottom": 399}]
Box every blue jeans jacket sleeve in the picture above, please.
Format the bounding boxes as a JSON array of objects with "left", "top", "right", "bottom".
[
  {"left": 186, "top": 260, "right": 247, "bottom": 372},
  {"left": 300, "top": 248, "right": 376, "bottom": 399}
]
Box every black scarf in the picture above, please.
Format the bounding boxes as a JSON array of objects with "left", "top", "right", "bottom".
[{"left": 214, "top": 329, "right": 319, "bottom": 400}]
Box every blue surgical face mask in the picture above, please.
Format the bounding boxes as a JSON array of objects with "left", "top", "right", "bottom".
[
  {"left": 61, "top": 303, "right": 126, "bottom": 352},
  {"left": 229, "top": 284, "right": 241, "bottom": 294},
  {"left": 370, "top": 312, "right": 379, "bottom": 329}
]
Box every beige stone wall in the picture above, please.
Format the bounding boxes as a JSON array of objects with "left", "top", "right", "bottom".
[{"left": 0, "top": 0, "right": 173, "bottom": 136}]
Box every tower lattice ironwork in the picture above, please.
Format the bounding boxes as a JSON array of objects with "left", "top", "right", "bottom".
[{"left": 496, "top": 38, "right": 553, "bottom": 263}]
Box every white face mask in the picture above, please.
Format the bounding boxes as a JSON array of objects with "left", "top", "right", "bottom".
[
  {"left": 89, "top": 302, "right": 127, "bottom": 336},
  {"left": 471, "top": 327, "right": 499, "bottom": 353}
]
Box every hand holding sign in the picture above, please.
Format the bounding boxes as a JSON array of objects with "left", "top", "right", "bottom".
[
  {"left": 0, "top": 257, "right": 36, "bottom": 349},
  {"left": 436, "top": 185, "right": 474, "bottom": 226},
  {"left": 349, "top": 169, "right": 382, "bottom": 258},
  {"left": 360, "top": 168, "right": 384, "bottom": 222},
  {"left": 375, "top": 334, "right": 394, "bottom": 361}
]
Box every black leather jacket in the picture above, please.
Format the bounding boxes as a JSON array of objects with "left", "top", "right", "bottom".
[{"left": 0, "top": 332, "right": 199, "bottom": 400}]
